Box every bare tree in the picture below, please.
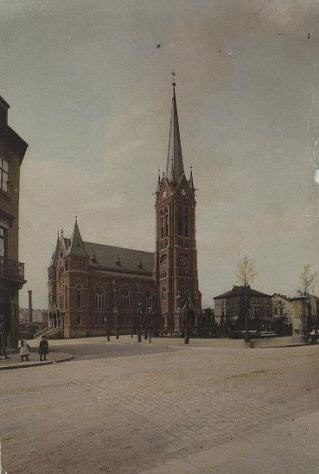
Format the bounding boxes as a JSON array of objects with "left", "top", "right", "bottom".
[
  {"left": 298, "top": 264, "right": 317, "bottom": 296},
  {"left": 237, "top": 255, "right": 257, "bottom": 287}
]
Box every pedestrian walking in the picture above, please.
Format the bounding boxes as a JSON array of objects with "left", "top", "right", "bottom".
[
  {"left": 19, "top": 339, "right": 30, "bottom": 361},
  {"left": 39, "top": 336, "right": 49, "bottom": 361},
  {"left": 0, "top": 332, "right": 8, "bottom": 360}
]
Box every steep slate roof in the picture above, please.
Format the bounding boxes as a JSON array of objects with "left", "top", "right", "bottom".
[
  {"left": 63, "top": 237, "right": 153, "bottom": 275},
  {"left": 214, "top": 286, "right": 272, "bottom": 300},
  {"left": 85, "top": 242, "right": 154, "bottom": 275}
]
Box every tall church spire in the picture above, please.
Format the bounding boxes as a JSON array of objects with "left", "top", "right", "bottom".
[{"left": 166, "top": 79, "right": 184, "bottom": 183}]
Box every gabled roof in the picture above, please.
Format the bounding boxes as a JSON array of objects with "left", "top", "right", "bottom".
[{"left": 214, "top": 286, "right": 272, "bottom": 300}]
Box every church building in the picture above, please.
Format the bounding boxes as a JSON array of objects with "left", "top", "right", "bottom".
[{"left": 48, "top": 82, "right": 201, "bottom": 337}]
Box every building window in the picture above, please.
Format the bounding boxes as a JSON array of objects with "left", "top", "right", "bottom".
[
  {"left": 162, "top": 287, "right": 167, "bottom": 300},
  {"left": 164, "top": 207, "right": 169, "bottom": 237},
  {"left": 76, "top": 284, "right": 82, "bottom": 308},
  {"left": 177, "top": 207, "right": 183, "bottom": 235},
  {"left": 145, "top": 290, "right": 152, "bottom": 310},
  {"left": 0, "top": 158, "right": 8, "bottom": 192},
  {"left": 95, "top": 285, "right": 105, "bottom": 310},
  {"left": 183, "top": 208, "right": 189, "bottom": 237},
  {"left": 65, "top": 286, "right": 68, "bottom": 309},
  {"left": 0, "top": 226, "right": 7, "bottom": 257},
  {"left": 160, "top": 254, "right": 167, "bottom": 266},
  {"left": 121, "top": 288, "right": 130, "bottom": 310},
  {"left": 160, "top": 210, "right": 163, "bottom": 238}
]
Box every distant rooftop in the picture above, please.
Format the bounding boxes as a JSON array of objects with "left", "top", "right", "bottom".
[{"left": 214, "top": 285, "right": 272, "bottom": 300}]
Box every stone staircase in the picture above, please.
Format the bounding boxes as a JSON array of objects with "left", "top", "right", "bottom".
[{"left": 33, "top": 326, "right": 63, "bottom": 340}]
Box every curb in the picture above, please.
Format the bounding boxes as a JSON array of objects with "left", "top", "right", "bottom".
[{"left": 0, "top": 354, "right": 74, "bottom": 371}]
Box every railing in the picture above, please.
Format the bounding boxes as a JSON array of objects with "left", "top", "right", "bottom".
[
  {"left": 33, "top": 326, "right": 62, "bottom": 340},
  {"left": 0, "top": 256, "right": 25, "bottom": 282},
  {"left": 33, "top": 326, "right": 50, "bottom": 339}
]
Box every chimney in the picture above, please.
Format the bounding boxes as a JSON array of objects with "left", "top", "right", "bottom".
[
  {"left": 0, "top": 96, "right": 9, "bottom": 126},
  {"left": 28, "top": 290, "right": 33, "bottom": 324}
]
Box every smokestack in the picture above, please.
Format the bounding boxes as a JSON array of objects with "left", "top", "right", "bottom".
[{"left": 28, "top": 290, "right": 33, "bottom": 324}]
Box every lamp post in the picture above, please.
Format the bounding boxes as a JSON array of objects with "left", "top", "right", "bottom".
[
  {"left": 183, "top": 297, "right": 190, "bottom": 344},
  {"left": 244, "top": 285, "right": 249, "bottom": 343},
  {"left": 148, "top": 305, "right": 152, "bottom": 343},
  {"left": 113, "top": 305, "right": 119, "bottom": 339},
  {"left": 137, "top": 303, "right": 142, "bottom": 343},
  {"left": 144, "top": 310, "right": 148, "bottom": 340},
  {"left": 104, "top": 315, "right": 110, "bottom": 341}
]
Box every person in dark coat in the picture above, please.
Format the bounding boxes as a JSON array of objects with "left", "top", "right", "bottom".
[
  {"left": 0, "top": 332, "right": 8, "bottom": 359},
  {"left": 39, "top": 336, "right": 49, "bottom": 361}
]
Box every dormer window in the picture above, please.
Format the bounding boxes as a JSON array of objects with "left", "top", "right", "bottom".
[
  {"left": 138, "top": 261, "right": 143, "bottom": 269},
  {"left": 0, "top": 158, "right": 8, "bottom": 192}
]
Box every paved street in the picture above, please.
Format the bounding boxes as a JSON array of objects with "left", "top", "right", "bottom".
[{"left": 1, "top": 338, "right": 319, "bottom": 473}]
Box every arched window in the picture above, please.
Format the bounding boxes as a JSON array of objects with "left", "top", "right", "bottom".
[
  {"left": 160, "top": 254, "right": 167, "bottom": 266},
  {"left": 183, "top": 208, "right": 189, "bottom": 237},
  {"left": 181, "top": 287, "right": 188, "bottom": 302},
  {"left": 164, "top": 208, "right": 169, "bottom": 237},
  {"left": 121, "top": 288, "right": 130, "bottom": 310},
  {"left": 145, "top": 290, "right": 152, "bottom": 310},
  {"left": 177, "top": 207, "right": 183, "bottom": 235},
  {"left": 162, "top": 287, "right": 167, "bottom": 300},
  {"left": 95, "top": 285, "right": 105, "bottom": 310},
  {"left": 76, "top": 284, "right": 82, "bottom": 308},
  {"left": 160, "top": 210, "right": 165, "bottom": 239},
  {"left": 65, "top": 286, "right": 68, "bottom": 309}
]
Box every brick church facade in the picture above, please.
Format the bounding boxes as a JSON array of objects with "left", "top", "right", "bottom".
[{"left": 48, "top": 83, "right": 201, "bottom": 337}]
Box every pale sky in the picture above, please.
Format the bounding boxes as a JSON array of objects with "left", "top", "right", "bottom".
[{"left": 1, "top": 0, "right": 319, "bottom": 308}]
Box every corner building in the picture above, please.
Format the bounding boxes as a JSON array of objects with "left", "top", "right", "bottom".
[{"left": 0, "top": 97, "right": 28, "bottom": 347}]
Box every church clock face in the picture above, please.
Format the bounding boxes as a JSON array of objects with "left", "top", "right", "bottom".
[{"left": 178, "top": 255, "right": 188, "bottom": 267}]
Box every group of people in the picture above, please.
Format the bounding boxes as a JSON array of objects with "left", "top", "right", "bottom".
[
  {"left": 0, "top": 335, "right": 50, "bottom": 362},
  {"left": 18, "top": 336, "right": 49, "bottom": 361}
]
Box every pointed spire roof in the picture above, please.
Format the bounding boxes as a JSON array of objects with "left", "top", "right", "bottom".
[
  {"left": 67, "top": 218, "right": 88, "bottom": 257},
  {"left": 189, "top": 166, "right": 194, "bottom": 188},
  {"left": 166, "top": 81, "right": 184, "bottom": 183}
]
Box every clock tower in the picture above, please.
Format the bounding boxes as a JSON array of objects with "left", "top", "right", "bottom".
[{"left": 154, "top": 81, "right": 201, "bottom": 335}]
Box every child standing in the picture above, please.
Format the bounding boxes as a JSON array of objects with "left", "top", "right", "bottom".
[{"left": 39, "top": 336, "right": 49, "bottom": 361}]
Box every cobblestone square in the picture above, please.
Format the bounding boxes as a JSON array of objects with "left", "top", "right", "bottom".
[{"left": 1, "top": 338, "right": 319, "bottom": 473}]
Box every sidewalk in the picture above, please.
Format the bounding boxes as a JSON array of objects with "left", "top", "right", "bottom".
[{"left": 0, "top": 350, "right": 73, "bottom": 370}]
